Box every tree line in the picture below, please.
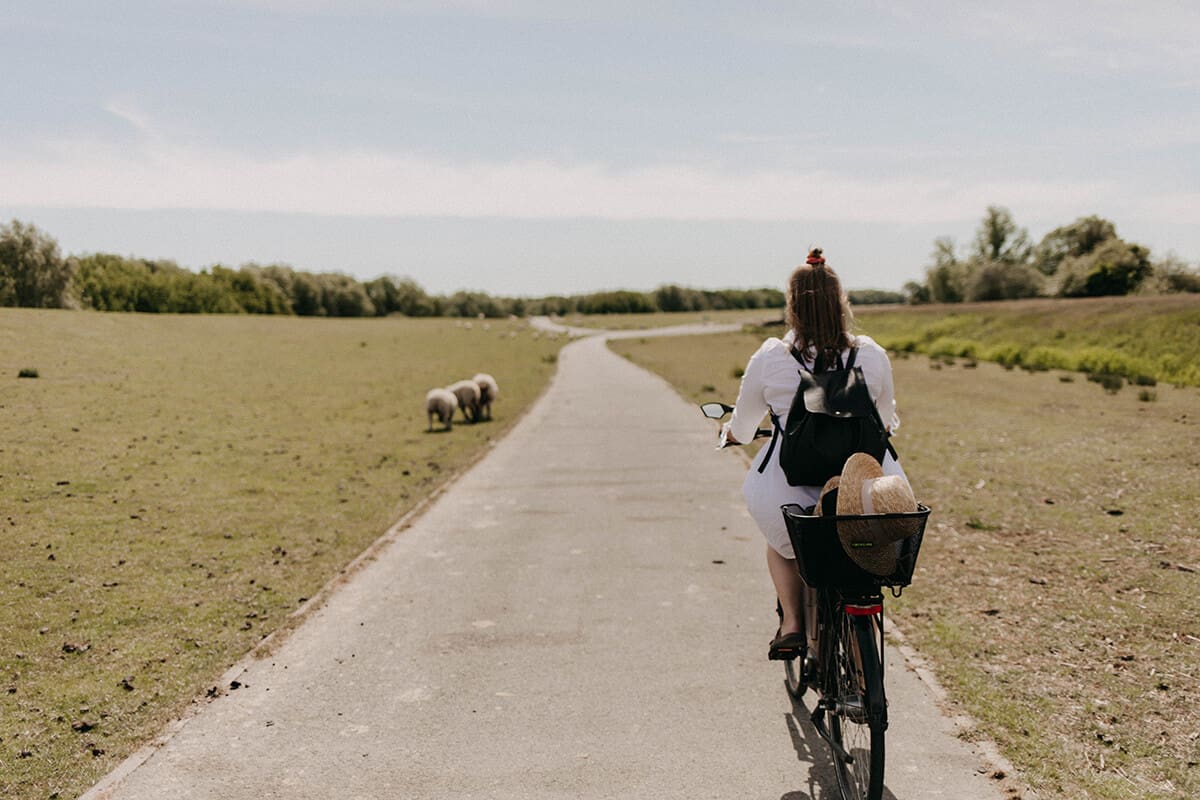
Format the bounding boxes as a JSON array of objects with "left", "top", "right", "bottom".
[
  {"left": 0, "top": 220, "right": 910, "bottom": 317},
  {"left": 904, "top": 206, "right": 1200, "bottom": 303}
]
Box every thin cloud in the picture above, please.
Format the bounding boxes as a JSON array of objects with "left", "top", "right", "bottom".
[
  {"left": 0, "top": 137, "right": 1143, "bottom": 223},
  {"left": 103, "top": 100, "right": 153, "bottom": 135},
  {"left": 957, "top": 1, "right": 1200, "bottom": 74}
]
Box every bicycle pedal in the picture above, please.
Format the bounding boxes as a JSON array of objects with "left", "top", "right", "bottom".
[{"left": 768, "top": 646, "right": 800, "bottom": 661}]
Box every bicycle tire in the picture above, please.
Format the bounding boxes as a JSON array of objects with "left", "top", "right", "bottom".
[
  {"left": 783, "top": 647, "right": 808, "bottom": 699},
  {"left": 829, "top": 613, "right": 886, "bottom": 800}
]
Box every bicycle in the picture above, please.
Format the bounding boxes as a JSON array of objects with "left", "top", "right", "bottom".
[
  {"left": 779, "top": 501, "right": 928, "bottom": 800},
  {"left": 700, "top": 401, "right": 929, "bottom": 800}
]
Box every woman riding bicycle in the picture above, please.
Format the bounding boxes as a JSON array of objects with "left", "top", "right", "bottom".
[{"left": 722, "top": 248, "right": 908, "bottom": 661}]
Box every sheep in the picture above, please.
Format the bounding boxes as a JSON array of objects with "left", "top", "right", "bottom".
[
  {"left": 425, "top": 387, "right": 458, "bottom": 431},
  {"left": 447, "top": 379, "right": 482, "bottom": 424},
  {"left": 472, "top": 373, "right": 499, "bottom": 421}
]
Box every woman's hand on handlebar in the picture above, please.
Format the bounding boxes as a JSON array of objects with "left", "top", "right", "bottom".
[{"left": 715, "top": 422, "right": 734, "bottom": 448}]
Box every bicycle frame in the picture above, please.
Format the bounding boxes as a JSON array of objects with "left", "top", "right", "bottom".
[{"left": 809, "top": 591, "right": 885, "bottom": 739}]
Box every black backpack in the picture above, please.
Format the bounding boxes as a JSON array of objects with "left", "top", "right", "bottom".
[{"left": 758, "top": 346, "right": 897, "bottom": 487}]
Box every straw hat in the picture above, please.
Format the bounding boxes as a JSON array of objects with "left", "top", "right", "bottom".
[
  {"left": 836, "top": 453, "right": 919, "bottom": 576},
  {"left": 815, "top": 475, "right": 840, "bottom": 517}
]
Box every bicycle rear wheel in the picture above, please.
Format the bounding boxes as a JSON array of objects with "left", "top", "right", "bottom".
[
  {"left": 784, "top": 650, "right": 807, "bottom": 698},
  {"left": 829, "top": 612, "right": 885, "bottom": 800}
]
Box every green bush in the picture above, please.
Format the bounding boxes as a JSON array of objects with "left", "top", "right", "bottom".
[
  {"left": 1057, "top": 240, "right": 1152, "bottom": 297},
  {"left": 18, "top": 367, "right": 38, "bottom": 378},
  {"left": 980, "top": 342, "right": 1024, "bottom": 367},
  {"left": 927, "top": 336, "right": 978, "bottom": 358},
  {"left": 1023, "top": 346, "right": 1072, "bottom": 372},
  {"left": 0, "top": 220, "right": 74, "bottom": 308},
  {"left": 1074, "top": 347, "right": 1142, "bottom": 378}
]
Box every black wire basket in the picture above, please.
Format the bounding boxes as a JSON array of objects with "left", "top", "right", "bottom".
[{"left": 780, "top": 503, "right": 931, "bottom": 591}]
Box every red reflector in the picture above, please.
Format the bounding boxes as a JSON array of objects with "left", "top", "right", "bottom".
[{"left": 845, "top": 604, "right": 882, "bottom": 617}]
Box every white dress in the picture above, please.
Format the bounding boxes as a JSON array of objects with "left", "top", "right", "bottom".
[{"left": 727, "top": 330, "right": 907, "bottom": 559}]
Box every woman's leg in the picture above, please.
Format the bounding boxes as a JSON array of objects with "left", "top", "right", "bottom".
[{"left": 767, "top": 544, "right": 805, "bottom": 636}]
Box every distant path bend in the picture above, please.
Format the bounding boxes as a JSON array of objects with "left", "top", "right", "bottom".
[{"left": 89, "top": 322, "right": 1008, "bottom": 799}]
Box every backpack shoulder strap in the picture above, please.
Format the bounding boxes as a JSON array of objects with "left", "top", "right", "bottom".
[
  {"left": 844, "top": 346, "right": 859, "bottom": 370},
  {"left": 757, "top": 409, "right": 782, "bottom": 474}
]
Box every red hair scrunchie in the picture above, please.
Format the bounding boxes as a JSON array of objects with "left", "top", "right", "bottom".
[{"left": 806, "top": 253, "right": 825, "bottom": 266}]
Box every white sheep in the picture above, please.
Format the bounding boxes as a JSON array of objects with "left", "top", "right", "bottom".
[
  {"left": 447, "top": 379, "right": 482, "bottom": 424},
  {"left": 425, "top": 387, "right": 458, "bottom": 431},
  {"left": 472, "top": 373, "right": 499, "bottom": 421}
]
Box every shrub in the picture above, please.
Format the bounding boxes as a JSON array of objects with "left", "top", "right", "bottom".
[
  {"left": 927, "top": 336, "right": 977, "bottom": 358},
  {"left": 1138, "top": 389, "right": 1157, "bottom": 402},
  {"left": 1087, "top": 373, "right": 1124, "bottom": 393},
  {"left": 18, "top": 367, "right": 39, "bottom": 378},
  {"left": 981, "top": 342, "right": 1023, "bottom": 367},
  {"left": 965, "top": 260, "right": 1045, "bottom": 301},
  {"left": 0, "top": 220, "right": 75, "bottom": 308},
  {"left": 1142, "top": 254, "right": 1200, "bottom": 294},
  {"left": 1033, "top": 215, "right": 1118, "bottom": 275},
  {"left": 1056, "top": 240, "right": 1152, "bottom": 297},
  {"left": 874, "top": 335, "right": 919, "bottom": 353},
  {"left": 1074, "top": 347, "right": 1137, "bottom": 378}
]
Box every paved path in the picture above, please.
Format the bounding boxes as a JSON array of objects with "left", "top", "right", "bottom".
[{"left": 88, "top": 327, "right": 1009, "bottom": 799}]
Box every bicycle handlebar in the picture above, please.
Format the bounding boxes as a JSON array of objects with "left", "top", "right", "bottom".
[{"left": 700, "top": 401, "right": 772, "bottom": 446}]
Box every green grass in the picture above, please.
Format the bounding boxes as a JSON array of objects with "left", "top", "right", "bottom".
[
  {"left": 610, "top": 316, "right": 1200, "bottom": 800},
  {"left": 854, "top": 294, "right": 1200, "bottom": 387},
  {"left": 0, "top": 309, "right": 563, "bottom": 800}
]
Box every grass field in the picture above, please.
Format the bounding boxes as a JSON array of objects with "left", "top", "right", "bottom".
[
  {"left": 574, "top": 294, "right": 1200, "bottom": 386},
  {"left": 857, "top": 294, "right": 1200, "bottom": 387},
  {"left": 610, "top": 312, "right": 1200, "bottom": 800},
  {"left": 0, "top": 309, "right": 563, "bottom": 800}
]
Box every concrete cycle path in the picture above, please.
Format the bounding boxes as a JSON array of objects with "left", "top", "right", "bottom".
[{"left": 89, "top": 323, "right": 1011, "bottom": 800}]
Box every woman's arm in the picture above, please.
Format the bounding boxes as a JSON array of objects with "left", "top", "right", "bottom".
[
  {"left": 728, "top": 342, "right": 771, "bottom": 443},
  {"left": 858, "top": 339, "right": 900, "bottom": 432}
]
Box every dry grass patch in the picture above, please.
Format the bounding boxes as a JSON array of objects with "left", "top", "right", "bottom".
[
  {"left": 0, "top": 309, "right": 563, "bottom": 800},
  {"left": 611, "top": 329, "right": 1200, "bottom": 800}
]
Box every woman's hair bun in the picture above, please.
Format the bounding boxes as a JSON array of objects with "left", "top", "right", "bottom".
[{"left": 806, "top": 247, "right": 825, "bottom": 266}]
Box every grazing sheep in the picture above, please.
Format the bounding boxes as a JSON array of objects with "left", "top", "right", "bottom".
[
  {"left": 425, "top": 388, "right": 458, "bottom": 431},
  {"left": 472, "top": 373, "right": 499, "bottom": 421},
  {"left": 447, "top": 379, "right": 481, "bottom": 423}
]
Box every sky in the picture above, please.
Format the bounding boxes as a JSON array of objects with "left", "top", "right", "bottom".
[{"left": 1, "top": 1, "right": 1197, "bottom": 295}]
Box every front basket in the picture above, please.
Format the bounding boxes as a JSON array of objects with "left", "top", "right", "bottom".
[{"left": 780, "top": 503, "right": 931, "bottom": 590}]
